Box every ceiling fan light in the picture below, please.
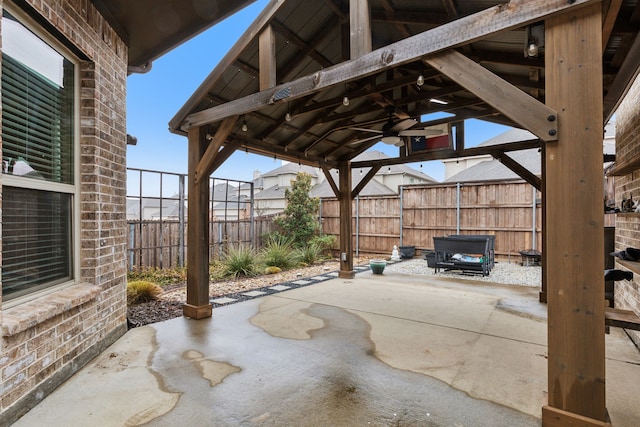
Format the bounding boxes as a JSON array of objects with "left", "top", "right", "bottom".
[{"left": 381, "top": 135, "right": 402, "bottom": 145}]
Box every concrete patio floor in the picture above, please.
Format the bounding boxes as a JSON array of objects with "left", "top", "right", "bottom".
[{"left": 13, "top": 270, "right": 640, "bottom": 426}]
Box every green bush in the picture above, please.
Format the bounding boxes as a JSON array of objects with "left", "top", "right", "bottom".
[
  {"left": 273, "top": 172, "right": 320, "bottom": 247},
  {"left": 223, "top": 245, "right": 259, "bottom": 278},
  {"left": 310, "top": 234, "right": 337, "bottom": 255},
  {"left": 127, "top": 280, "right": 163, "bottom": 305},
  {"left": 261, "top": 235, "right": 299, "bottom": 269},
  {"left": 209, "top": 260, "right": 228, "bottom": 281},
  {"left": 296, "top": 242, "right": 324, "bottom": 266}
]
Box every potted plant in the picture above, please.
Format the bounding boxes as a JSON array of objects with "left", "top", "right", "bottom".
[{"left": 369, "top": 259, "right": 387, "bottom": 274}]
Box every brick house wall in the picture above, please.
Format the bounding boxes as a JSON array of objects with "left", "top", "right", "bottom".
[
  {"left": 613, "top": 73, "right": 640, "bottom": 348},
  {"left": 0, "top": 0, "right": 129, "bottom": 423}
]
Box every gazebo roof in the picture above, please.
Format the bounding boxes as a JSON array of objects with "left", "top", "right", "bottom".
[{"left": 169, "top": 0, "right": 640, "bottom": 171}]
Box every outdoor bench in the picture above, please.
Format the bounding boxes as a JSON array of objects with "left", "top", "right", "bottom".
[{"left": 433, "top": 236, "right": 492, "bottom": 277}]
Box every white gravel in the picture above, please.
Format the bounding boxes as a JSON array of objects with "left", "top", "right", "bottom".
[{"left": 384, "top": 258, "right": 541, "bottom": 287}]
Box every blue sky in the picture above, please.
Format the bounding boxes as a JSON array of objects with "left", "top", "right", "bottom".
[{"left": 125, "top": 0, "right": 511, "bottom": 192}]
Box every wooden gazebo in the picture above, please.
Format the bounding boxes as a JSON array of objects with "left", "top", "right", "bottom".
[{"left": 169, "top": 1, "right": 640, "bottom": 425}]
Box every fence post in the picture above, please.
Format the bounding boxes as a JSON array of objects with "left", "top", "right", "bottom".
[
  {"left": 355, "top": 195, "right": 359, "bottom": 257},
  {"left": 399, "top": 186, "right": 404, "bottom": 246},
  {"left": 178, "top": 174, "right": 186, "bottom": 267},
  {"left": 250, "top": 181, "right": 255, "bottom": 248},
  {"left": 532, "top": 185, "right": 537, "bottom": 251},
  {"left": 456, "top": 182, "right": 461, "bottom": 234}
]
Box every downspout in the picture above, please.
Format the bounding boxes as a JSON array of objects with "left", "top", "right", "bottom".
[{"left": 127, "top": 61, "right": 153, "bottom": 75}]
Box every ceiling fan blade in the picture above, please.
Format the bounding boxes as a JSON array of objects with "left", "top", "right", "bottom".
[
  {"left": 347, "top": 135, "right": 382, "bottom": 146},
  {"left": 399, "top": 129, "right": 444, "bottom": 136},
  {"left": 391, "top": 119, "right": 417, "bottom": 132},
  {"left": 348, "top": 127, "right": 383, "bottom": 134}
]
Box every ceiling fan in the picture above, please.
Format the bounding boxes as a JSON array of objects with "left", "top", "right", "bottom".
[{"left": 348, "top": 106, "right": 447, "bottom": 146}]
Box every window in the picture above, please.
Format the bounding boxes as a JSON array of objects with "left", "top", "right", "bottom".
[{"left": 2, "top": 6, "right": 78, "bottom": 301}]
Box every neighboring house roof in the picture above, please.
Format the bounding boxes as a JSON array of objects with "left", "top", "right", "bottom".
[
  {"left": 310, "top": 176, "right": 396, "bottom": 198},
  {"left": 127, "top": 197, "right": 179, "bottom": 216},
  {"left": 211, "top": 183, "right": 242, "bottom": 201},
  {"left": 255, "top": 185, "right": 287, "bottom": 200},
  {"left": 259, "top": 163, "right": 319, "bottom": 179},
  {"left": 212, "top": 195, "right": 249, "bottom": 211},
  {"left": 476, "top": 128, "right": 536, "bottom": 147},
  {"left": 91, "top": 0, "right": 255, "bottom": 70}
]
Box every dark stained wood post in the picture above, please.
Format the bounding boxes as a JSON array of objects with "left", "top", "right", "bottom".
[
  {"left": 184, "top": 126, "right": 213, "bottom": 319},
  {"left": 542, "top": 4, "right": 607, "bottom": 425},
  {"left": 338, "top": 161, "right": 355, "bottom": 278}
]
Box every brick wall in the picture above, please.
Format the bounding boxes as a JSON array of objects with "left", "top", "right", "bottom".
[
  {"left": 0, "top": 0, "right": 129, "bottom": 423},
  {"left": 613, "top": 73, "right": 640, "bottom": 348}
]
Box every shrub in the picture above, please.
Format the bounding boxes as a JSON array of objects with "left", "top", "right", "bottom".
[
  {"left": 209, "top": 260, "right": 228, "bottom": 281},
  {"left": 310, "top": 234, "right": 337, "bottom": 256},
  {"left": 223, "top": 244, "right": 259, "bottom": 278},
  {"left": 273, "top": 172, "right": 320, "bottom": 247},
  {"left": 127, "top": 280, "right": 163, "bottom": 306},
  {"left": 264, "top": 266, "right": 282, "bottom": 275},
  {"left": 127, "top": 267, "right": 186, "bottom": 287},
  {"left": 261, "top": 235, "right": 299, "bottom": 269},
  {"left": 296, "top": 242, "right": 324, "bottom": 266}
]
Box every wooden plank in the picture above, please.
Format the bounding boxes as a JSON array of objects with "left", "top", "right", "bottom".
[
  {"left": 426, "top": 50, "right": 557, "bottom": 142},
  {"left": 195, "top": 117, "right": 238, "bottom": 183},
  {"left": 259, "top": 25, "right": 277, "bottom": 90},
  {"left": 492, "top": 151, "right": 542, "bottom": 190},
  {"left": 351, "top": 164, "right": 381, "bottom": 198},
  {"left": 604, "top": 307, "right": 640, "bottom": 330},
  {"left": 350, "top": 0, "right": 372, "bottom": 58},
  {"left": 321, "top": 165, "right": 340, "bottom": 197},
  {"left": 180, "top": 0, "right": 599, "bottom": 130},
  {"left": 602, "top": 0, "right": 623, "bottom": 52},
  {"left": 352, "top": 139, "right": 540, "bottom": 169},
  {"left": 542, "top": 406, "right": 611, "bottom": 427},
  {"left": 338, "top": 162, "right": 354, "bottom": 278},
  {"left": 185, "top": 127, "right": 212, "bottom": 319},
  {"left": 544, "top": 4, "right": 606, "bottom": 422}
]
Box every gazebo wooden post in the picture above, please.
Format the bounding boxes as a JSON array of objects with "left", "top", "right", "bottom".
[
  {"left": 338, "top": 161, "right": 355, "bottom": 279},
  {"left": 542, "top": 4, "right": 607, "bottom": 426},
  {"left": 184, "top": 126, "right": 213, "bottom": 319}
]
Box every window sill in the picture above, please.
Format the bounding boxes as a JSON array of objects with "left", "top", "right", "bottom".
[{"left": 2, "top": 284, "right": 99, "bottom": 337}]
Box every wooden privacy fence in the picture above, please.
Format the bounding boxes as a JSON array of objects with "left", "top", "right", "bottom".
[
  {"left": 131, "top": 179, "right": 612, "bottom": 269},
  {"left": 127, "top": 215, "right": 277, "bottom": 270},
  {"left": 320, "top": 180, "right": 543, "bottom": 259}
]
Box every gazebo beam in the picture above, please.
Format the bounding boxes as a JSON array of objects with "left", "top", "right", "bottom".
[
  {"left": 338, "top": 161, "right": 355, "bottom": 278},
  {"left": 180, "top": 0, "right": 599, "bottom": 130},
  {"left": 425, "top": 50, "right": 557, "bottom": 142},
  {"left": 542, "top": 3, "right": 606, "bottom": 425},
  {"left": 184, "top": 126, "right": 213, "bottom": 319},
  {"left": 195, "top": 116, "right": 237, "bottom": 184}
]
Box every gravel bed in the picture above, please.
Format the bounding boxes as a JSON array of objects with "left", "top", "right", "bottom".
[{"left": 384, "top": 258, "right": 541, "bottom": 287}]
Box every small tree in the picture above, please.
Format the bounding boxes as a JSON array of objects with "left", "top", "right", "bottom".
[{"left": 274, "top": 172, "right": 320, "bottom": 247}]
